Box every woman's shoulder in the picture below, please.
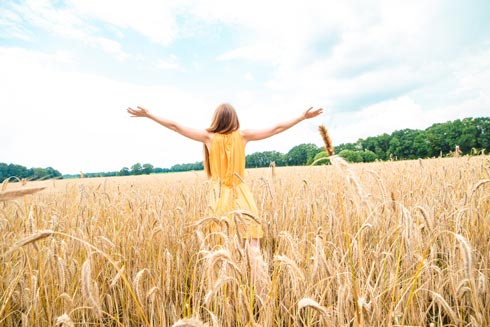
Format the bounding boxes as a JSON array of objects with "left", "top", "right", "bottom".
[
  {"left": 237, "top": 130, "right": 248, "bottom": 145},
  {"left": 238, "top": 129, "right": 251, "bottom": 141}
]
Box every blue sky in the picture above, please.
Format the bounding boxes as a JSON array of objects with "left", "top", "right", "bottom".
[{"left": 1, "top": 0, "right": 489, "bottom": 174}]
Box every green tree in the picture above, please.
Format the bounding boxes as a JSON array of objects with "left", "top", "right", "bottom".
[
  {"left": 0, "top": 163, "right": 63, "bottom": 182},
  {"left": 457, "top": 118, "right": 478, "bottom": 153},
  {"left": 360, "top": 150, "right": 377, "bottom": 162},
  {"left": 32, "top": 168, "right": 45, "bottom": 180},
  {"left": 171, "top": 161, "right": 203, "bottom": 172},
  {"left": 142, "top": 163, "right": 154, "bottom": 175},
  {"left": 426, "top": 122, "right": 451, "bottom": 156},
  {"left": 131, "top": 163, "right": 143, "bottom": 175},
  {"left": 154, "top": 167, "right": 170, "bottom": 173},
  {"left": 119, "top": 167, "right": 130, "bottom": 176},
  {"left": 475, "top": 117, "right": 490, "bottom": 150},
  {"left": 286, "top": 143, "right": 321, "bottom": 166},
  {"left": 0, "top": 163, "right": 7, "bottom": 181},
  {"left": 413, "top": 132, "right": 430, "bottom": 158},
  {"left": 246, "top": 151, "right": 285, "bottom": 168},
  {"left": 338, "top": 149, "right": 363, "bottom": 163},
  {"left": 6, "top": 164, "right": 29, "bottom": 179},
  {"left": 389, "top": 129, "right": 419, "bottom": 159},
  {"left": 375, "top": 133, "right": 391, "bottom": 160},
  {"left": 388, "top": 136, "right": 401, "bottom": 159},
  {"left": 44, "top": 167, "right": 62, "bottom": 179},
  {"left": 360, "top": 136, "right": 378, "bottom": 153},
  {"left": 334, "top": 143, "right": 357, "bottom": 154}
]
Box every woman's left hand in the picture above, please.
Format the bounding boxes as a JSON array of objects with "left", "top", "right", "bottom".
[
  {"left": 303, "top": 107, "right": 324, "bottom": 119},
  {"left": 127, "top": 106, "right": 150, "bottom": 118}
]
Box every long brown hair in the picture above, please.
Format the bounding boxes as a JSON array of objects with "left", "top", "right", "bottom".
[{"left": 203, "top": 103, "right": 240, "bottom": 178}]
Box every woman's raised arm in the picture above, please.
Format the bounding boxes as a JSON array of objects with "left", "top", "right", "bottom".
[
  {"left": 241, "top": 107, "right": 323, "bottom": 143},
  {"left": 127, "top": 106, "right": 211, "bottom": 144}
]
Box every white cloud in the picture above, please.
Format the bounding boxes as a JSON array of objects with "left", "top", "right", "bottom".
[
  {"left": 0, "top": 6, "right": 33, "bottom": 41},
  {"left": 0, "top": 47, "right": 213, "bottom": 174},
  {"left": 217, "top": 44, "right": 282, "bottom": 64},
  {"left": 329, "top": 89, "right": 489, "bottom": 147},
  {"left": 331, "top": 97, "right": 425, "bottom": 144},
  {"left": 244, "top": 72, "right": 254, "bottom": 81},
  {"left": 68, "top": 0, "right": 178, "bottom": 44},
  {"left": 157, "top": 55, "right": 184, "bottom": 71},
  {"left": 452, "top": 47, "right": 490, "bottom": 101},
  {"left": 2, "top": 1, "right": 129, "bottom": 60},
  {"left": 208, "top": 0, "right": 489, "bottom": 116},
  {"left": 96, "top": 37, "right": 128, "bottom": 61},
  {"left": 11, "top": 0, "right": 87, "bottom": 39}
]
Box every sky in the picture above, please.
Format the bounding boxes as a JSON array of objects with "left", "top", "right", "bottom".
[{"left": 1, "top": 0, "right": 489, "bottom": 175}]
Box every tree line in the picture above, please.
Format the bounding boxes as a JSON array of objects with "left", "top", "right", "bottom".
[
  {"left": 244, "top": 116, "right": 489, "bottom": 167},
  {"left": 61, "top": 162, "right": 204, "bottom": 179},
  {"left": 338, "top": 116, "right": 489, "bottom": 161},
  {"left": 2, "top": 117, "right": 488, "bottom": 182},
  {"left": 0, "top": 163, "right": 62, "bottom": 183}
]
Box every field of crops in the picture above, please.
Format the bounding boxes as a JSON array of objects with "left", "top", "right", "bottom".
[{"left": 1, "top": 156, "right": 489, "bottom": 326}]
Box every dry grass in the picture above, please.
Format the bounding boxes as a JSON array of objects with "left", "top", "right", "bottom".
[{"left": 0, "top": 156, "right": 489, "bottom": 326}]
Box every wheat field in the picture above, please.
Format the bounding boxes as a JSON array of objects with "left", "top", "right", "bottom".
[{"left": 1, "top": 156, "right": 489, "bottom": 326}]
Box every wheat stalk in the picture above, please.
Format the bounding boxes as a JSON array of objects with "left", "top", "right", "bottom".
[
  {"left": 203, "top": 248, "right": 241, "bottom": 284},
  {"left": 147, "top": 286, "right": 161, "bottom": 303},
  {"left": 429, "top": 290, "right": 459, "bottom": 324},
  {"left": 133, "top": 268, "right": 150, "bottom": 305},
  {"left": 298, "top": 297, "right": 330, "bottom": 317},
  {"left": 453, "top": 233, "right": 473, "bottom": 280},
  {"left": 204, "top": 276, "right": 237, "bottom": 307},
  {"left": 109, "top": 265, "right": 125, "bottom": 288},
  {"left": 0, "top": 186, "right": 46, "bottom": 201},
  {"left": 318, "top": 125, "right": 334, "bottom": 156},
  {"left": 273, "top": 255, "right": 305, "bottom": 283},
  {"left": 3, "top": 230, "right": 54, "bottom": 257},
  {"left": 470, "top": 179, "right": 490, "bottom": 197},
  {"left": 81, "top": 257, "right": 102, "bottom": 319},
  {"left": 311, "top": 233, "right": 327, "bottom": 279}
]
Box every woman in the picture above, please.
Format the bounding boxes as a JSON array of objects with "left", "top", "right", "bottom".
[{"left": 127, "top": 103, "right": 323, "bottom": 298}]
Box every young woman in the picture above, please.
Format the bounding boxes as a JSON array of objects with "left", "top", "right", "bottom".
[{"left": 127, "top": 103, "right": 323, "bottom": 297}]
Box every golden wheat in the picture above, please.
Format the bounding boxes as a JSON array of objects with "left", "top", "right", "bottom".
[{"left": 0, "top": 157, "right": 489, "bottom": 326}]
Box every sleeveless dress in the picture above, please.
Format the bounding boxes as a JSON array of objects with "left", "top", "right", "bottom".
[{"left": 208, "top": 131, "right": 264, "bottom": 239}]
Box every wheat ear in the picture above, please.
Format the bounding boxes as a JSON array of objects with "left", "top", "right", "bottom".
[
  {"left": 81, "top": 257, "right": 102, "bottom": 319},
  {"left": 55, "top": 313, "right": 75, "bottom": 327},
  {"left": 298, "top": 297, "right": 330, "bottom": 317},
  {"left": 171, "top": 318, "right": 207, "bottom": 327},
  {"left": 0, "top": 186, "right": 46, "bottom": 201},
  {"left": 318, "top": 125, "right": 334, "bottom": 156},
  {"left": 4, "top": 230, "right": 54, "bottom": 257}
]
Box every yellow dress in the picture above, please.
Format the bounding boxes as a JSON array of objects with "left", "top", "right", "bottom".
[{"left": 208, "top": 131, "right": 264, "bottom": 239}]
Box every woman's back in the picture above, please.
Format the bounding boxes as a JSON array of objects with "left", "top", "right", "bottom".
[{"left": 209, "top": 131, "right": 246, "bottom": 187}]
